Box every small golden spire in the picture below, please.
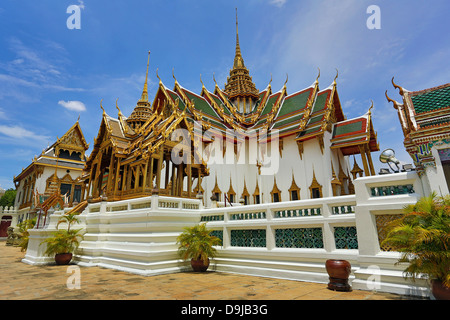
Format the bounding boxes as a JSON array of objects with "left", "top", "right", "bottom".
[
  {"left": 333, "top": 68, "right": 339, "bottom": 85},
  {"left": 391, "top": 76, "right": 405, "bottom": 96},
  {"left": 234, "top": 7, "right": 244, "bottom": 69},
  {"left": 100, "top": 99, "right": 105, "bottom": 114},
  {"left": 315, "top": 68, "right": 321, "bottom": 84},
  {"left": 116, "top": 98, "right": 122, "bottom": 115},
  {"left": 139, "top": 51, "right": 151, "bottom": 102}
]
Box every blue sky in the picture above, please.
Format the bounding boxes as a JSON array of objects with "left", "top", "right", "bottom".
[{"left": 0, "top": 0, "right": 449, "bottom": 190}]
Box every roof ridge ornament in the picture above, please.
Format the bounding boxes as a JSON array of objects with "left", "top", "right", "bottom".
[
  {"left": 100, "top": 99, "right": 105, "bottom": 114},
  {"left": 172, "top": 68, "right": 178, "bottom": 85},
  {"left": 139, "top": 51, "right": 151, "bottom": 103},
  {"left": 116, "top": 98, "right": 122, "bottom": 115},
  {"left": 200, "top": 74, "right": 205, "bottom": 89},
  {"left": 333, "top": 68, "right": 339, "bottom": 85},
  {"left": 392, "top": 76, "right": 405, "bottom": 96}
]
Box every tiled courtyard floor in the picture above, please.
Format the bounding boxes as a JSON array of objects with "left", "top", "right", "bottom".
[{"left": 0, "top": 243, "right": 420, "bottom": 301}]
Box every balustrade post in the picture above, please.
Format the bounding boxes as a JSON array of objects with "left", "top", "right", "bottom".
[{"left": 266, "top": 226, "right": 275, "bottom": 250}]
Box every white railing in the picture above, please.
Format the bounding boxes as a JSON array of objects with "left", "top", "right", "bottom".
[
  {"left": 200, "top": 195, "right": 358, "bottom": 252},
  {"left": 85, "top": 195, "right": 203, "bottom": 214},
  {"left": 22, "top": 171, "right": 432, "bottom": 297}
]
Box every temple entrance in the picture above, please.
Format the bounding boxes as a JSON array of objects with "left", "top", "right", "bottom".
[
  {"left": 0, "top": 216, "right": 12, "bottom": 238},
  {"left": 438, "top": 148, "right": 450, "bottom": 193}
]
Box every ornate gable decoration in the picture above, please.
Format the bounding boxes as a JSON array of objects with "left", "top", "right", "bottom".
[{"left": 55, "top": 121, "right": 89, "bottom": 159}]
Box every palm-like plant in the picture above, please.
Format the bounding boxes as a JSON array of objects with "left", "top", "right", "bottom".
[
  {"left": 177, "top": 223, "right": 222, "bottom": 265},
  {"left": 41, "top": 213, "right": 83, "bottom": 257},
  {"left": 382, "top": 192, "right": 450, "bottom": 288},
  {"left": 17, "top": 217, "right": 36, "bottom": 252}
]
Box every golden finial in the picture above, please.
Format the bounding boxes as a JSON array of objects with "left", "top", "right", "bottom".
[
  {"left": 369, "top": 100, "right": 374, "bottom": 112},
  {"left": 156, "top": 68, "right": 162, "bottom": 84},
  {"left": 333, "top": 68, "right": 339, "bottom": 84},
  {"left": 268, "top": 73, "right": 272, "bottom": 86},
  {"left": 385, "top": 90, "right": 399, "bottom": 109},
  {"left": 316, "top": 68, "right": 321, "bottom": 83},
  {"left": 284, "top": 73, "right": 289, "bottom": 86},
  {"left": 200, "top": 74, "right": 205, "bottom": 88},
  {"left": 391, "top": 76, "right": 405, "bottom": 96},
  {"left": 172, "top": 68, "right": 178, "bottom": 84},
  {"left": 77, "top": 114, "right": 80, "bottom": 122},
  {"left": 100, "top": 99, "right": 105, "bottom": 114},
  {"left": 116, "top": 98, "right": 123, "bottom": 115},
  {"left": 213, "top": 72, "right": 218, "bottom": 86},
  {"left": 139, "top": 51, "right": 151, "bottom": 102}
]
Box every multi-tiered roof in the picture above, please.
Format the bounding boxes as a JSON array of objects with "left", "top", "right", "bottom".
[
  {"left": 386, "top": 79, "right": 450, "bottom": 168},
  {"left": 84, "top": 12, "right": 379, "bottom": 199}
]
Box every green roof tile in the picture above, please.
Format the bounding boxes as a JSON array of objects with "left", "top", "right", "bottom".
[
  {"left": 411, "top": 85, "right": 450, "bottom": 114},
  {"left": 277, "top": 90, "right": 310, "bottom": 118},
  {"left": 312, "top": 92, "right": 329, "bottom": 114},
  {"left": 184, "top": 91, "right": 219, "bottom": 119}
]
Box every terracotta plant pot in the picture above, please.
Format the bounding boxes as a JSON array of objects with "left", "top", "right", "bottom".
[
  {"left": 431, "top": 280, "right": 450, "bottom": 300},
  {"left": 55, "top": 253, "right": 73, "bottom": 265},
  {"left": 191, "top": 258, "right": 210, "bottom": 272},
  {"left": 325, "top": 259, "right": 352, "bottom": 292}
]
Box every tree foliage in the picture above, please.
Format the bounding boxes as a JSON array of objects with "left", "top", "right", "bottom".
[
  {"left": 382, "top": 192, "right": 450, "bottom": 287},
  {"left": 0, "top": 188, "right": 16, "bottom": 207}
]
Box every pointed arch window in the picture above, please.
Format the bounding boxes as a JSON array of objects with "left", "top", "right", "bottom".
[
  {"left": 309, "top": 171, "right": 323, "bottom": 199},
  {"left": 270, "top": 178, "right": 281, "bottom": 203},
  {"left": 288, "top": 174, "right": 300, "bottom": 201},
  {"left": 211, "top": 175, "right": 221, "bottom": 202},
  {"left": 227, "top": 178, "right": 236, "bottom": 204},
  {"left": 241, "top": 180, "right": 250, "bottom": 205},
  {"left": 253, "top": 181, "right": 260, "bottom": 204}
]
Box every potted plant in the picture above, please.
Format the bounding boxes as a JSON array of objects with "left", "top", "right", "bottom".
[
  {"left": 177, "top": 223, "right": 222, "bottom": 272},
  {"left": 382, "top": 192, "right": 450, "bottom": 300},
  {"left": 41, "top": 213, "right": 84, "bottom": 265}
]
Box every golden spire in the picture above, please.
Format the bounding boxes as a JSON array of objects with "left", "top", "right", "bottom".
[
  {"left": 139, "top": 51, "right": 151, "bottom": 103},
  {"left": 234, "top": 8, "right": 244, "bottom": 69},
  {"left": 224, "top": 8, "right": 259, "bottom": 103}
]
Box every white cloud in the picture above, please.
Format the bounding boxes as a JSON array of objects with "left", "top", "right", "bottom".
[
  {"left": 58, "top": 100, "right": 87, "bottom": 112},
  {"left": 270, "top": 0, "right": 287, "bottom": 7},
  {"left": 0, "top": 125, "right": 50, "bottom": 143}
]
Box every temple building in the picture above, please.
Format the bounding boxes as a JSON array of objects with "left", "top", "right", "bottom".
[
  {"left": 386, "top": 80, "right": 450, "bottom": 194},
  {"left": 12, "top": 120, "right": 89, "bottom": 224},
  {"left": 83, "top": 11, "right": 379, "bottom": 207},
  {"left": 17, "top": 11, "right": 450, "bottom": 299}
]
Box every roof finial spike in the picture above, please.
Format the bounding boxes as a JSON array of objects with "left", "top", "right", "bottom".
[
  {"left": 284, "top": 73, "right": 289, "bottom": 86},
  {"left": 333, "top": 68, "right": 339, "bottom": 84},
  {"left": 139, "top": 51, "right": 151, "bottom": 102},
  {"left": 172, "top": 68, "right": 178, "bottom": 85},
  {"left": 156, "top": 68, "right": 162, "bottom": 84},
  {"left": 391, "top": 76, "right": 405, "bottom": 96},
  {"left": 200, "top": 74, "right": 205, "bottom": 88},
  {"left": 233, "top": 7, "right": 244, "bottom": 68},
  {"left": 116, "top": 98, "right": 123, "bottom": 115},
  {"left": 316, "top": 67, "right": 321, "bottom": 83},
  {"left": 236, "top": 7, "right": 239, "bottom": 41},
  {"left": 100, "top": 99, "right": 105, "bottom": 114}
]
